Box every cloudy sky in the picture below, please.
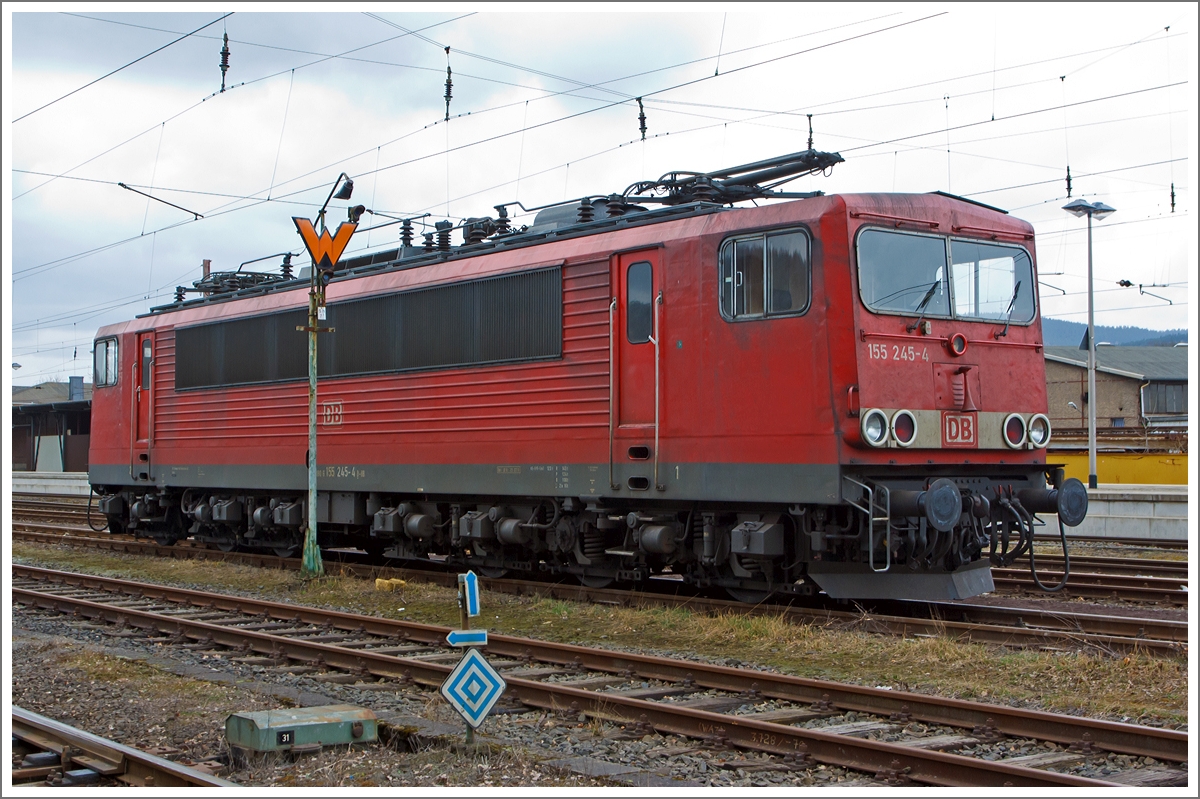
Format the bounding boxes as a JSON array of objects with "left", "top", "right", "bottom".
[{"left": 4, "top": 3, "right": 1196, "bottom": 386}]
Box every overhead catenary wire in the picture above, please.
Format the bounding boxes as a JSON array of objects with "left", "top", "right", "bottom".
[
  {"left": 12, "top": 12, "right": 233, "bottom": 123},
  {"left": 13, "top": 13, "right": 475, "bottom": 203},
  {"left": 11, "top": 12, "right": 1190, "bottom": 343},
  {"left": 13, "top": 78, "right": 1187, "bottom": 284}
]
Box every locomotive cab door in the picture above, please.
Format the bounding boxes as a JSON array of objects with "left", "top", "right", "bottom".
[
  {"left": 611, "top": 249, "right": 664, "bottom": 491},
  {"left": 130, "top": 331, "right": 154, "bottom": 479}
]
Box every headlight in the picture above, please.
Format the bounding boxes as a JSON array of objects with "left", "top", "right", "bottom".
[
  {"left": 1003, "top": 413, "right": 1027, "bottom": 448},
  {"left": 891, "top": 409, "right": 918, "bottom": 447},
  {"left": 861, "top": 409, "right": 889, "bottom": 447},
  {"left": 1028, "top": 414, "right": 1051, "bottom": 448}
]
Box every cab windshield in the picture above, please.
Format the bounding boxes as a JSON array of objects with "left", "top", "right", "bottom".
[{"left": 857, "top": 229, "right": 1034, "bottom": 324}]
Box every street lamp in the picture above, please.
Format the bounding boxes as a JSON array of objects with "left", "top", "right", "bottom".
[{"left": 1062, "top": 198, "right": 1116, "bottom": 489}]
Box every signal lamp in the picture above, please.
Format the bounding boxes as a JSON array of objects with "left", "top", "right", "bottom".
[
  {"left": 1003, "top": 413, "right": 1028, "bottom": 449},
  {"left": 948, "top": 332, "right": 968, "bottom": 356},
  {"left": 861, "top": 409, "right": 889, "bottom": 447},
  {"left": 891, "top": 409, "right": 918, "bottom": 447},
  {"left": 1028, "top": 414, "right": 1052, "bottom": 448}
]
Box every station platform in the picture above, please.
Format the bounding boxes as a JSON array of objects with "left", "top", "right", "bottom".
[{"left": 11, "top": 472, "right": 92, "bottom": 496}]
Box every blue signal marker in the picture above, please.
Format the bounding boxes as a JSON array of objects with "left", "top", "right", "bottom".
[
  {"left": 440, "top": 648, "right": 507, "bottom": 729},
  {"left": 447, "top": 629, "right": 488, "bottom": 648},
  {"left": 460, "top": 571, "right": 481, "bottom": 617}
]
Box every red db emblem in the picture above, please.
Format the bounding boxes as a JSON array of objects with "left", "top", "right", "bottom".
[{"left": 942, "top": 413, "right": 977, "bottom": 447}]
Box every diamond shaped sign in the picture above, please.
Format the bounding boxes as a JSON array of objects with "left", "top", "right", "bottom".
[{"left": 440, "top": 648, "right": 507, "bottom": 729}]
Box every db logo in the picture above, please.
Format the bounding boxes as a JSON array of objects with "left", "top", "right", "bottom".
[
  {"left": 942, "top": 412, "right": 976, "bottom": 447},
  {"left": 322, "top": 401, "right": 343, "bottom": 427}
]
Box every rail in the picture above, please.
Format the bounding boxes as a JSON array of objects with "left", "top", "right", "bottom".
[
  {"left": 12, "top": 706, "right": 236, "bottom": 787},
  {"left": 12, "top": 566, "right": 1188, "bottom": 786}
]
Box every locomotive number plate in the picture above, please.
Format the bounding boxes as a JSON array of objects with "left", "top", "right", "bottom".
[{"left": 942, "top": 412, "right": 977, "bottom": 447}]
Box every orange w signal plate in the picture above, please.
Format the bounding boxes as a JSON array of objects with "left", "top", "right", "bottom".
[{"left": 293, "top": 217, "right": 357, "bottom": 270}]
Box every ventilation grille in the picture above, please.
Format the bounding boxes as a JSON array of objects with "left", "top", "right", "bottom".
[{"left": 175, "top": 267, "right": 562, "bottom": 390}]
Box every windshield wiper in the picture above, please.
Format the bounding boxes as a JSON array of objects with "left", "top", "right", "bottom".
[
  {"left": 993, "top": 280, "right": 1022, "bottom": 339},
  {"left": 906, "top": 280, "right": 941, "bottom": 333}
]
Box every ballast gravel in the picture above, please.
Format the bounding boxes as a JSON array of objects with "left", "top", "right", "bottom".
[{"left": 11, "top": 602, "right": 1186, "bottom": 788}]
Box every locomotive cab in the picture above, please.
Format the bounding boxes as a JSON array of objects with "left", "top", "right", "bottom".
[{"left": 810, "top": 193, "right": 1087, "bottom": 599}]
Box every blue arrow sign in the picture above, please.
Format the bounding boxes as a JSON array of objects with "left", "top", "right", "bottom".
[
  {"left": 440, "top": 648, "right": 507, "bottom": 729},
  {"left": 447, "top": 629, "right": 488, "bottom": 648},
  {"left": 459, "top": 571, "right": 481, "bottom": 617}
]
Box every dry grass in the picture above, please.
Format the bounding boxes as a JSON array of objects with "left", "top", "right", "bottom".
[
  {"left": 11, "top": 637, "right": 606, "bottom": 788},
  {"left": 14, "top": 541, "right": 1187, "bottom": 725}
]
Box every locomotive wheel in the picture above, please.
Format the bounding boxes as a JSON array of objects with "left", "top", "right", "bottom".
[
  {"left": 216, "top": 540, "right": 239, "bottom": 552},
  {"left": 724, "top": 584, "right": 774, "bottom": 604},
  {"left": 577, "top": 572, "right": 615, "bottom": 589},
  {"left": 273, "top": 547, "right": 299, "bottom": 558}
]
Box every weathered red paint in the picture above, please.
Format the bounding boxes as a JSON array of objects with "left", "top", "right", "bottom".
[{"left": 89, "top": 193, "right": 1047, "bottom": 482}]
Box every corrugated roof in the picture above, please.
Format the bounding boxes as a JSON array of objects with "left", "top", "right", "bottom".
[
  {"left": 1044, "top": 346, "right": 1188, "bottom": 381},
  {"left": 11, "top": 381, "right": 94, "bottom": 405}
]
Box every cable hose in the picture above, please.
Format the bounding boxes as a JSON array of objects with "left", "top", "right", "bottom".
[
  {"left": 521, "top": 499, "right": 560, "bottom": 530},
  {"left": 1027, "top": 511, "right": 1071, "bottom": 593},
  {"left": 86, "top": 486, "right": 108, "bottom": 533}
]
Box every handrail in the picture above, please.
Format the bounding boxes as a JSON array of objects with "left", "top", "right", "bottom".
[
  {"left": 608, "top": 297, "right": 618, "bottom": 491},
  {"left": 651, "top": 290, "right": 664, "bottom": 491},
  {"left": 128, "top": 362, "right": 137, "bottom": 481}
]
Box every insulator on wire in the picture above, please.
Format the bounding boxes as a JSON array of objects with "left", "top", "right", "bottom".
[
  {"left": 175, "top": 286, "right": 186, "bottom": 302},
  {"left": 280, "top": 253, "right": 293, "bottom": 280},
  {"left": 423, "top": 232, "right": 435, "bottom": 252},
  {"left": 494, "top": 205, "right": 510, "bottom": 235},
  {"left": 1170, "top": 183, "right": 1175, "bottom": 213},
  {"left": 444, "top": 47, "right": 453, "bottom": 122},
  {"left": 435, "top": 220, "right": 452, "bottom": 251},
  {"left": 1065, "top": 166, "right": 1072, "bottom": 198},
  {"left": 636, "top": 98, "right": 647, "bottom": 141},
  {"left": 807, "top": 115, "right": 814, "bottom": 151},
  {"left": 400, "top": 218, "right": 414, "bottom": 247},
  {"left": 219, "top": 32, "right": 230, "bottom": 93}
]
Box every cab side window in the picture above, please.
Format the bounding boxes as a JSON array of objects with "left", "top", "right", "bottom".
[
  {"left": 626, "top": 261, "right": 653, "bottom": 343},
  {"left": 720, "top": 229, "right": 810, "bottom": 320},
  {"left": 93, "top": 338, "right": 118, "bottom": 387}
]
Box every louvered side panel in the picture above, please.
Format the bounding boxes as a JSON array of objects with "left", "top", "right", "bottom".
[{"left": 153, "top": 259, "right": 611, "bottom": 448}]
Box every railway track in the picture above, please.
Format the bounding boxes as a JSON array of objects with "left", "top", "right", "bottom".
[
  {"left": 11, "top": 565, "right": 1186, "bottom": 788},
  {"left": 11, "top": 706, "right": 236, "bottom": 787},
  {"left": 13, "top": 526, "right": 1186, "bottom": 656}
]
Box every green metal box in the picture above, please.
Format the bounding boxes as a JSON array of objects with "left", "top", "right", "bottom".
[{"left": 225, "top": 705, "right": 377, "bottom": 753}]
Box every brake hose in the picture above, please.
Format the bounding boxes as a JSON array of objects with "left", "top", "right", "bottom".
[
  {"left": 86, "top": 486, "right": 108, "bottom": 533},
  {"left": 1022, "top": 501, "right": 1071, "bottom": 592}
]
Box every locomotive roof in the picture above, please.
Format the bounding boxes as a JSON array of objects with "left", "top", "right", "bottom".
[{"left": 141, "top": 190, "right": 1022, "bottom": 320}]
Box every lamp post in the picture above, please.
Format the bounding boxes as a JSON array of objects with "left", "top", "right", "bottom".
[
  {"left": 296, "top": 173, "right": 355, "bottom": 578},
  {"left": 1062, "top": 198, "right": 1116, "bottom": 490}
]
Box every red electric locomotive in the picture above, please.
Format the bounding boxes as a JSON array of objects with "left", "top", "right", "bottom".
[{"left": 88, "top": 150, "right": 1087, "bottom": 601}]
